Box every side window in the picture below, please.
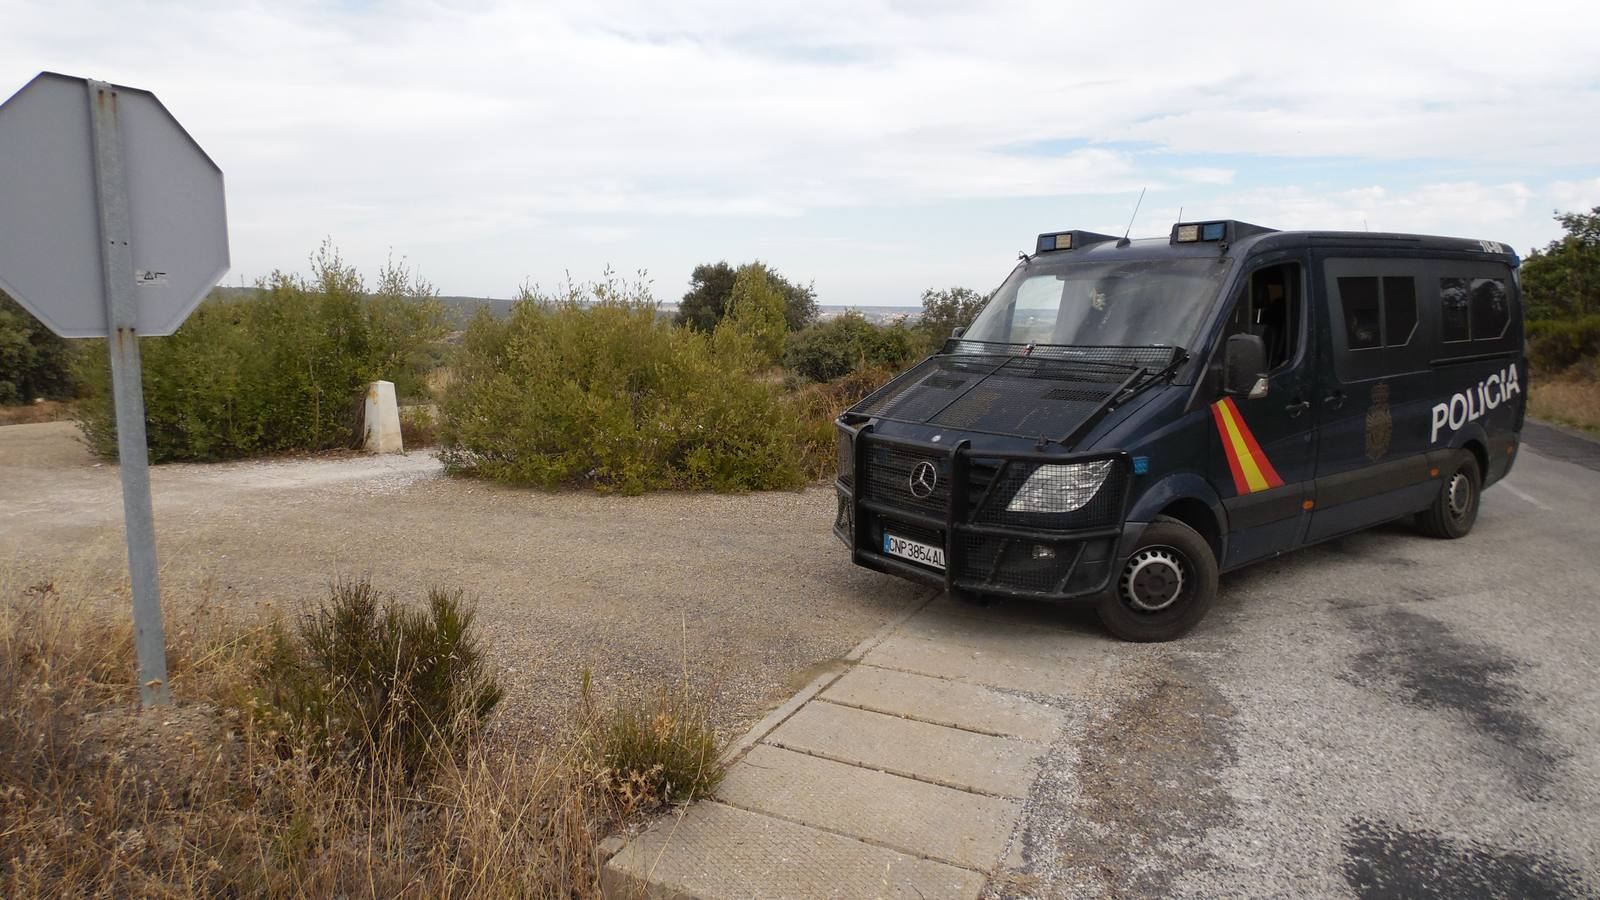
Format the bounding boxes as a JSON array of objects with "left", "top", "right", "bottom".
[
  {"left": 1338, "top": 277, "right": 1381, "bottom": 350},
  {"left": 1217, "top": 262, "right": 1303, "bottom": 377},
  {"left": 1326, "top": 261, "right": 1425, "bottom": 382},
  {"left": 1470, "top": 278, "right": 1509, "bottom": 340},
  {"left": 1337, "top": 274, "right": 1416, "bottom": 348},
  {"left": 1438, "top": 276, "right": 1509, "bottom": 342},
  {"left": 1382, "top": 277, "right": 1417, "bottom": 347},
  {"left": 1440, "top": 277, "right": 1471, "bottom": 342}
]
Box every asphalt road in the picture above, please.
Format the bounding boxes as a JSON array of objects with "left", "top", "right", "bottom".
[{"left": 992, "top": 424, "right": 1600, "bottom": 898}]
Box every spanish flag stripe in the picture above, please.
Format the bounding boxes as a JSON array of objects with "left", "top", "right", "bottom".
[
  {"left": 1222, "top": 397, "right": 1285, "bottom": 488},
  {"left": 1210, "top": 401, "right": 1251, "bottom": 495},
  {"left": 1211, "top": 397, "right": 1286, "bottom": 495},
  {"left": 1216, "top": 400, "right": 1272, "bottom": 493}
]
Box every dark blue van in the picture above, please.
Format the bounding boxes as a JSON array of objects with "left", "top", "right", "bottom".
[{"left": 834, "top": 221, "right": 1526, "bottom": 641}]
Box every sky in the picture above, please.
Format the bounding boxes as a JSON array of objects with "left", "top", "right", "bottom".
[{"left": 4, "top": 0, "right": 1599, "bottom": 307}]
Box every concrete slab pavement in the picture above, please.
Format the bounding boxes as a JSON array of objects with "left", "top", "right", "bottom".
[{"left": 602, "top": 593, "right": 1107, "bottom": 899}]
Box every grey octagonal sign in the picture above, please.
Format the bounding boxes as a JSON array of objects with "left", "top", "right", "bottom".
[{"left": 0, "top": 72, "right": 229, "bottom": 337}]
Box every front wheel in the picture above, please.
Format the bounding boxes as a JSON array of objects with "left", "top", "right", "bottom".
[
  {"left": 1096, "top": 516, "right": 1219, "bottom": 642},
  {"left": 1415, "top": 450, "right": 1481, "bottom": 539}
]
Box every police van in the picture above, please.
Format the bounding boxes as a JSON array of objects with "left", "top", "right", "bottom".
[{"left": 834, "top": 221, "right": 1525, "bottom": 641}]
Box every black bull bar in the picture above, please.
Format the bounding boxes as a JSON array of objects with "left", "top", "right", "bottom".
[{"left": 835, "top": 424, "right": 1134, "bottom": 602}]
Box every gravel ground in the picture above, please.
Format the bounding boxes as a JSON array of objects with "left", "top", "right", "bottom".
[
  {"left": 7, "top": 420, "right": 1597, "bottom": 896},
  {"left": 0, "top": 422, "right": 923, "bottom": 739}
]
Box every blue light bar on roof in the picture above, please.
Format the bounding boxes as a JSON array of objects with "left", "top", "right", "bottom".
[
  {"left": 1035, "top": 230, "right": 1120, "bottom": 254},
  {"left": 1173, "top": 221, "right": 1229, "bottom": 243}
]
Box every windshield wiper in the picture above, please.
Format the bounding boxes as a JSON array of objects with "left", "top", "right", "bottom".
[{"left": 1042, "top": 347, "right": 1188, "bottom": 450}]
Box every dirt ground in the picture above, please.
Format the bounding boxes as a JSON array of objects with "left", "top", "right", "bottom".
[{"left": 0, "top": 421, "right": 925, "bottom": 739}]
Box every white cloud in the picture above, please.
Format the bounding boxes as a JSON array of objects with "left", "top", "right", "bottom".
[{"left": 2, "top": 0, "right": 1598, "bottom": 298}]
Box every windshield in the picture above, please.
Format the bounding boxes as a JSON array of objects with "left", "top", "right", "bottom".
[{"left": 963, "top": 256, "right": 1230, "bottom": 349}]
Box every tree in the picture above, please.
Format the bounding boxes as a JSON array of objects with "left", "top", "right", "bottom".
[
  {"left": 714, "top": 265, "right": 789, "bottom": 368},
  {"left": 0, "top": 289, "right": 75, "bottom": 405},
  {"left": 676, "top": 261, "right": 817, "bottom": 332},
  {"left": 1521, "top": 206, "right": 1600, "bottom": 321},
  {"left": 916, "top": 286, "right": 989, "bottom": 347}
]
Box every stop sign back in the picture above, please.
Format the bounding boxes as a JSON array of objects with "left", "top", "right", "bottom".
[{"left": 0, "top": 72, "right": 228, "bottom": 337}]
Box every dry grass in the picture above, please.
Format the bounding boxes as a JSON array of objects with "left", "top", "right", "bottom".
[
  {"left": 399, "top": 405, "right": 441, "bottom": 449},
  {"left": 1529, "top": 376, "right": 1600, "bottom": 434},
  {"left": 0, "top": 399, "right": 71, "bottom": 426},
  {"left": 0, "top": 575, "right": 724, "bottom": 898},
  {"left": 786, "top": 364, "right": 903, "bottom": 482}
]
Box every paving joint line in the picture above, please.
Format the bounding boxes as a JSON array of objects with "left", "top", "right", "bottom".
[
  {"left": 706, "top": 796, "right": 992, "bottom": 874},
  {"left": 759, "top": 738, "right": 1028, "bottom": 801},
  {"left": 717, "top": 589, "right": 937, "bottom": 767},
  {"left": 811, "top": 695, "right": 1015, "bottom": 739}
]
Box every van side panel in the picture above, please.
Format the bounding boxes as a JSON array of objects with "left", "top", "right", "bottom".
[{"left": 1306, "top": 252, "right": 1522, "bottom": 543}]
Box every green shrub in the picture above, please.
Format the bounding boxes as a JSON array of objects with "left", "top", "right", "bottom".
[
  {"left": 437, "top": 272, "right": 806, "bottom": 494},
  {"left": 1527, "top": 315, "right": 1600, "bottom": 375},
  {"left": 784, "top": 311, "right": 916, "bottom": 382},
  {"left": 675, "top": 260, "right": 817, "bottom": 332},
  {"left": 714, "top": 265, "right": 790, "bottom": 368},
  {"left": 0, "top": 290, "right": 77, "bottom": 405},
  {"left": 255, "top": 578, "right": 502, "bottom": 778},
  {"left": 581, "top": 672, "right": 723, "bottom": 807},
  {"left": 74, "top": 243, "right": 447, "bottom": 461}
]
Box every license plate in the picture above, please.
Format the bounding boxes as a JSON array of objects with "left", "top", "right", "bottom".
[{"left": 883, "top": 532, "right": 945, "bottom": 570}]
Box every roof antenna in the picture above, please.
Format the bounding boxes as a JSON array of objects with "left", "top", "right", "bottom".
[
  {"left": 1363, "top": 219, "right": 1370, "bottom": 232},
  {"left": 1117, "top": 187, "right": 1146, "bottom": 247}
]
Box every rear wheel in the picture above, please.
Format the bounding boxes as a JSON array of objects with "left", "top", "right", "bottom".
[
  {"left": 1415, "top": 450, "right": 1481, "bottom": 539},
  {"left": 1096, "top": 516, "right": 1219, "bottom": 642}
]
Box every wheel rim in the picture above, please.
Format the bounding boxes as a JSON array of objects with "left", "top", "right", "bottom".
[
  {"left": 1447, "top": 471, "right": 1474, "bottom": 521},
  {"left": 1120, "top": 546, "right": 1189, "bottom": 613}
]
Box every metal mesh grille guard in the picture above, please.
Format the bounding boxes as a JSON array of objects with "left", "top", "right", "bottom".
[{"left": 847, "top": 343, "right": 1183, "bottom": 442}]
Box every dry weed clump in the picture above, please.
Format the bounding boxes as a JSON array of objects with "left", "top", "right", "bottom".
[
  {"left": 787, "top": 364, "right": 903, "bottom": 482},
  {"left": 0, "top": 577, "right": 725, "bottom": 898},
  {"left": 1529, "top": 374, "right": 1600, "bottom": 434}
]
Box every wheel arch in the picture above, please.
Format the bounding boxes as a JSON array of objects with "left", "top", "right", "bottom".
[{"left": 1125, "top": 473, "right": 1227, "bottom": 563}]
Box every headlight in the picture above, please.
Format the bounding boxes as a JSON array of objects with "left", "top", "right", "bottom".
[{"left": 1006, "top": 460, "right": 1113, "bottom": 513}]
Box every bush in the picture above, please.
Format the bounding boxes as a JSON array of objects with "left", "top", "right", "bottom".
[
  {"left": 784, "top": 311, "right": 917, "bottom": 382},
  {"left": 0, "top": 290, "right": 76, "bottom": 405},
  {"left": 255, "top": 579, "right": 502, "bottom": 779},
  {"left": 1527, "top": 315, "right": 1600, "bottom": 375},
  {"left": 438, "top": 272, "right": 806, "bottom": 494},
  {"left": 74, "top": 243, "right": 447, "bottom": 462}
]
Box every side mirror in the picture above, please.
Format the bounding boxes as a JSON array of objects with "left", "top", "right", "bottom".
[
  {"left": 1224, "top": 333, "right": 1267, "bottom": 398},
  {"left": 950, "top": 326, "right": 966, "bottom": 339}
]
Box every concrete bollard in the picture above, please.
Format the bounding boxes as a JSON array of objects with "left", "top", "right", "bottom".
[{"left": 363, "top": 380, "right": 404, "bottom": 453}]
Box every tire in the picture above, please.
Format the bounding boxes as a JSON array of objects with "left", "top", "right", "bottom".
[
  {"left": 1096, "top": 516, "right": 1219, "bottom": 642},
  {"left": 1415, "top": 450, "right": 1481, "bottom": 539}
]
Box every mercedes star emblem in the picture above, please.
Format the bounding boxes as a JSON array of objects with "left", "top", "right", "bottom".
[{"left": 909, "top": 461, "right": 938, "bottom": 499}]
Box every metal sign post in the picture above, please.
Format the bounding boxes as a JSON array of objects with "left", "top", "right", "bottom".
[
  {"left": 0, "top": 72, "right": 229, "bottom": 708},
  {"left": 86, "top": 80, "right": 169, "bottom": 706}
]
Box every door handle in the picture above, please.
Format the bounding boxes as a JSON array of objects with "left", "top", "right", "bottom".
[
  {"left": 1324, "top": 390, "right": 1346, "bottom": 410},
  {"left": 1285, "top": 399, "right": 1310, "bottom": 417}
]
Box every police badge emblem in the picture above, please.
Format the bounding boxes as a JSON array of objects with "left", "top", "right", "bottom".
[{"left": 1365, "top": 382, "right": 1392, "bottom": 461}]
